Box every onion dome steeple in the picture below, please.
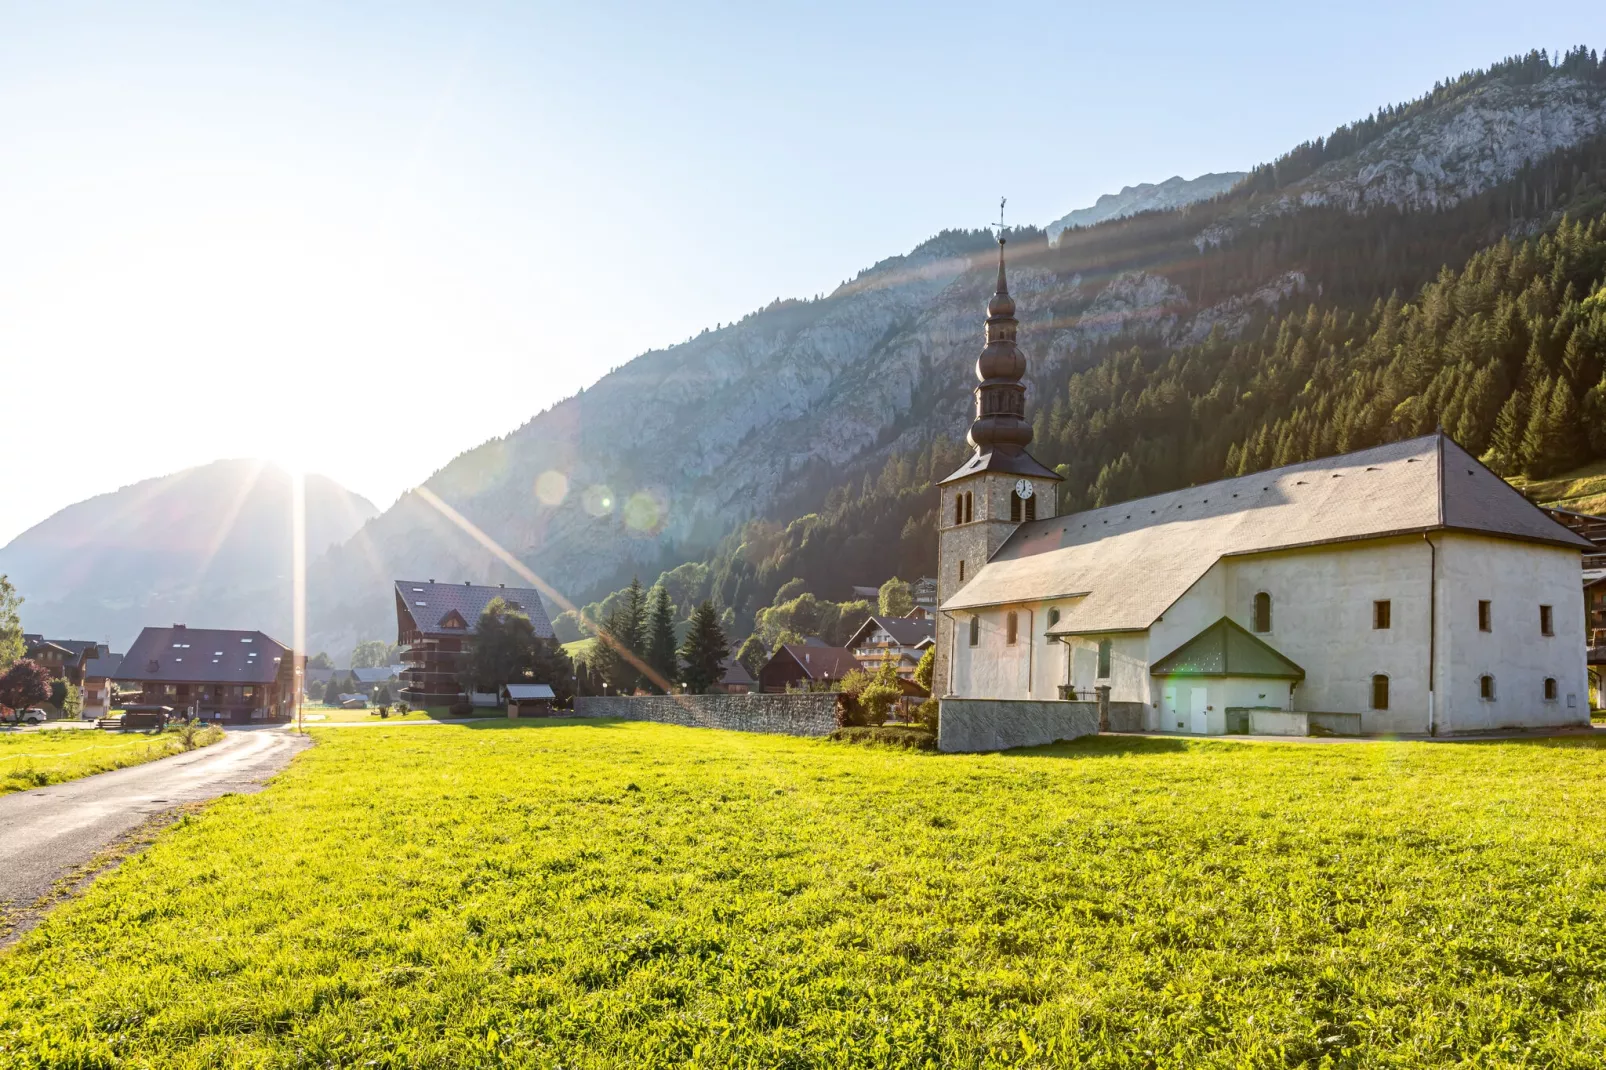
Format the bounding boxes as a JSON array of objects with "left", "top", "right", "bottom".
[{"left": 967, "top": 232, "right": 1031, "bottom": 451}]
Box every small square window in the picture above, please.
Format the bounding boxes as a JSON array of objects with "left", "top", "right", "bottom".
[
  {"left": 1478, "top": 600, "right": 1491, "bottom": 632},
  {"left": 1374, "top": 600, "right": 1391, "bottom": 629},
  {"left": 1540, "top": 605, "right": 1553, "bottom": 637}
]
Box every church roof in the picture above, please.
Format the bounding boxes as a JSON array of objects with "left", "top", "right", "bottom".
[
  {"left": 1147, "top": 617, "right": 1305, "bottom": 679},
  {"left": 942, "top": 433, "right": 1594, "bottom": 632},
  {"left": 938, "top": 445, "right": 1061, "bottom": 485}
]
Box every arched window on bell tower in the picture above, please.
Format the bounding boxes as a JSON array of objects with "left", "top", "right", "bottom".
[
  {"left": 963, "top": 491, "right": 973, "bottom": 524},
  {"left": 954, "top": 494, "right": 963, "bottom": 526}
]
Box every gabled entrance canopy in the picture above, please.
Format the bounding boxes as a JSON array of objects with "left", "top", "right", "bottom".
[{"left": 1150, "top": 617, "right": 1305, "bottom": 679}]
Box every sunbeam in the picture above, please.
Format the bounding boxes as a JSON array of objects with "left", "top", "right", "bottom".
[{"left": 410, "top": 485, "right": 679, "bottom": 697}]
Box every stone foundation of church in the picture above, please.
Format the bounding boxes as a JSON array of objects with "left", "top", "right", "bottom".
[
  {"left": 572, "top": 693, "right": 839, "bottom": 737},
  {"left": 937, "top": 698, "right": 1108, "bottom": 752}
]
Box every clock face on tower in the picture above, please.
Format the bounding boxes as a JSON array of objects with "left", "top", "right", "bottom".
[{"left": 1014, "top": 478, "right": 1034, "bottom": 500}]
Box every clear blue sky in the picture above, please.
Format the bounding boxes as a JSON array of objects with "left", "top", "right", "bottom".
[{"left": 1, "top": 0, "right": 1600, "bottom": 543}]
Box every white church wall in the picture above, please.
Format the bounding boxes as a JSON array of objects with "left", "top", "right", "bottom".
[
  {"left": 951, "top": 607, "right": 1031, "bottom": 699},
  {"left": 1436, "top": 533, "right": 1589, "bottom": 732},
  {"left": 1148, "top": 562, "right": 1227, "bottom": 671},
  {"left": 1220, "top": 536, "right": 1434, "bottom": 734},
  {"left": 1062, "top": 633, "right": 1148, "bottom": 703}
]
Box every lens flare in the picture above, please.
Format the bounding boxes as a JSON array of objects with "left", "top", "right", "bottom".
[
  {"left": 581, "top": 484, "right": 614, "bottom": 517},
  {"left": 623, "top": 490, "right": 664, "bottom": 533},
  {"left": 534, "top": 470, "right": 569, "bottom": 506}
]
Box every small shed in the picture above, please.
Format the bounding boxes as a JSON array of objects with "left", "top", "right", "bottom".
[
  {"left": 502, "top": 683, "right": 555, "bottom": 718},
  {"left": 1149, "top": 616, "right": 1305, "bottom": 735}
]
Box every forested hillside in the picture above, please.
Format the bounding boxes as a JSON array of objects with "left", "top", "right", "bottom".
[{"left": 305, "top": 47, "right": 1606, "bottom": 656}]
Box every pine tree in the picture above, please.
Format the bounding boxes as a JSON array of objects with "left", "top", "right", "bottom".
[
  {"left": 621, "top": 577, "right": 648, "bottom": 661},
  {"left": 596, "top": 601, "right": 641, "bottom": 694},
  {"left": 1584, "top": 376, "right": 1606, "bottom": 454},
  {"left": 677, "top": 600, "right": 728, "bottom": 694},
  {"left": 644, "top": 585, "right": 678, "bottom": 692},
  {"left": 1484, "top": 390, "right": 1530, "bottom": 474}
]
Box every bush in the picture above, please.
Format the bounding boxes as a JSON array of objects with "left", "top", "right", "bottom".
[
  {"left": 828, "top": 725, "right": 937, "bottom": 751},
  {"left": 914, "top": 698, "right": 939, "bottom": 732}
]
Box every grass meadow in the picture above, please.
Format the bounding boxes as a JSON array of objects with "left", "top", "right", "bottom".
[
  {"left": 4, "top": 722, "right": 1606, "bottom": 1067},
  {"left": 0, "top": 725, "right": 222, "bottom": 796}
]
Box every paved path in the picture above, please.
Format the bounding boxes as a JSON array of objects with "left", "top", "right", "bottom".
[
  {"left": 297, "top": 716, "right": 503, "bottom": 728},
  {"left": 0, "top": 728, "right": 310, "bottom": 925}
]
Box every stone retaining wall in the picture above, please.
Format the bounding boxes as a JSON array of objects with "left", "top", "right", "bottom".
[
  {"left": 1105, "top": 701, "right": 1148, "bottom": 733},
  {"left": 937, "top": 699, "right": 1100, "bottom": 753},
  {"left": 572, "top": 693, "right": 839, "bottom": 738}
]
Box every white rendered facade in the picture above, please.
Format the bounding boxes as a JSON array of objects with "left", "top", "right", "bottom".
[{"left": 944, "top": 531, "right": 1590, "bottom": 734}]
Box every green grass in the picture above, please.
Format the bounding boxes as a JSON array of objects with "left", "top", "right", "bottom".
[
  {"left": 298, "top": 704, "right": 460, "bottom": 723},
  {"left": 6, "top": 724, "right": 1606, "bottom": 1066},
  {"left": 563, "top": 637, "right": 598, "bottom": 662},
  {"left": 0, "top": 724, "right": 223, "bottom": 796},
  {"left": 1511, "top": 457, "right": 1606, "bottom": 514}
]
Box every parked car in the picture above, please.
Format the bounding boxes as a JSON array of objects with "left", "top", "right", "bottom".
[{"left": 1, "top": 707, "right": 48, "bottom": 725}]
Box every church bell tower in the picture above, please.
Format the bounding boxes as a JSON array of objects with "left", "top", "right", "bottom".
[{"left": 933, "top": 220, "right": 1062, "bottom": 696}]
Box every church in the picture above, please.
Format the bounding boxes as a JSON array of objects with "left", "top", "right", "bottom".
[{"left": 934, "top": 235, "right": 1594, "bottom": 736}]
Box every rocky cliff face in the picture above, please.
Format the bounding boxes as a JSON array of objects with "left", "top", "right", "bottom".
[
  {"left": 304, "top": 65, "right": 1606, "bottom": 655},
  {"left": 1271, "top": 76, "right": 1606, "bottom": 216},
  {"left": 1045, "top": 173, "right": 1247, "bottom": 242}
]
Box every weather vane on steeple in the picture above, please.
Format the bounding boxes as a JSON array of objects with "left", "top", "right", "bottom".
[{"left": 991, "top": 197, "right": 1007, "bottom": 245}]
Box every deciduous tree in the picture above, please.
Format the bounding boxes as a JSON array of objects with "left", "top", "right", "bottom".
[
  {"left": 0, "top": 659, "right": 50, "bottom": 714},
  {"left": 350, "top": 640, "right": 390, "bottom": 669},
  {"left": 878, "top": 577, "right": 914, "bottom": 617},
  {"left": 0, "top": 575, "right": 22, "bottom": 672},
  {"left": 734, "top": 634, "right": 768, "bottom": 678}
]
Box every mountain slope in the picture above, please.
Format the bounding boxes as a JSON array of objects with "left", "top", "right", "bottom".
[
  {"left": 1044, "top": 173, "right": 1246, "bottom": 242},
  {"left": 306, "top": 49, "right": 1606, "bottom": 655},
  {"left": 0, "top": 460, "right": 375, "bottom": 648}
]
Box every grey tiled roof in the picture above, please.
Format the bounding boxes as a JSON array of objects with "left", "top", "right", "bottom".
[
  {"left": 122, "top": 626, "right": 291, "bottom": 684},
  {"left": 1148, "top": 617, "right": 1306, "bottom": 678},
  {"left": 775, "top": 644, "right": 860, "bottom": 681},
  {"left": 82, "top": 651, "right": 123, "bottom": 680},
  {"left": 944, "top": 434, "right": 1594, "bottom": 632},
  {"left": 395, "top": 580, "right": 554, "bottom": 640},
  {"left": 846, "top": 615, "right": 936, "bottom": 649},
  {"left": 938, "top": 446, "right": 1061, "bottom": 485},
  {"left": 718, "top": 657, "right": 755, "bottom": 687}
]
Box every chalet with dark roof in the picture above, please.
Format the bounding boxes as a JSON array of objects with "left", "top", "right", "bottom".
[
  {"left": 394, "top": 579, "right": 555, "bottom": 705},
  {"left": 845, "top": 615, "right": 935, "bottom": 683},
  {"left": 757, "top": 643, "right": 861, "bottom": 694},
  {"left": 120, "top": 625, "right": 299, "bottom": 722}
]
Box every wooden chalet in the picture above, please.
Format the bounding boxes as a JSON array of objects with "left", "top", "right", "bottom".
[
  {"left": 394, "top": 579, "right": 555, "bottom": 706},
  {"left": 845, "top": 614, "right": 935, "bottom": 683},
  {"left": 757, "top": 642, "right": 861, "bottom": 693},
  {"left": 120, "top": 624, "right": 300, "bottom": 722}
]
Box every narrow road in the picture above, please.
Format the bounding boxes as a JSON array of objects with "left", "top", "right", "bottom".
[{"left": 0, "top": 728, "right": 310, "bottom": 924}]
